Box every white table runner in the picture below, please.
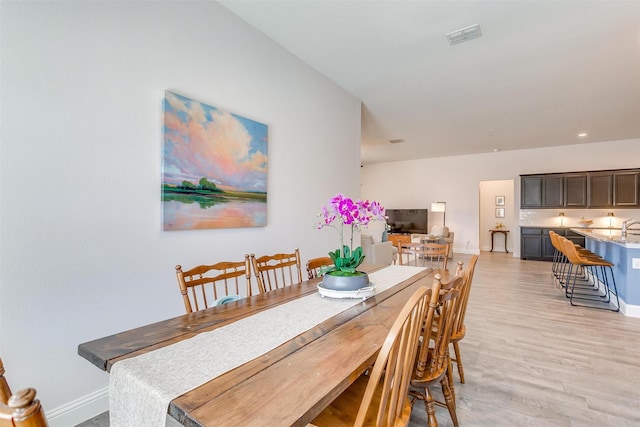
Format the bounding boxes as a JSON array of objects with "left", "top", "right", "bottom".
[{"left": 109, "top": 265, "right": 426, "bottom": 427}]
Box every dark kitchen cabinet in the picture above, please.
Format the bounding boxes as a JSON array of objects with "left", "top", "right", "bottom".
[
  {"left": 541, "top": 232, "right": 558, "bottom": 261},
  {"left": 520, "top": 227, "right": 585, "bottom": 261},
  {"left": 521, "top": 176, "right": 542, "bottom": 208},
  {"left": 614, "top": 170, "right": 639, "bottom": 207},
  {"left": 588, "top": 172, "right": 613, "bottom": 208},
  {"left": 564, "top": 173, "right": 587, "bottom": 207},
  {"left": 521, "top": 227, "right": 543, "bottom": 260},
  {"left": 565, "top": 229, "right": 586, "bottom": 247},
  {"left": 520, "top": 174, "right": 563, "bottom": 208},
  {"left": 543, "top": 175, "right": 564, "bottom": 207},
  {"left": 522, "top": 169, "right": 640, "bottom": 209}
]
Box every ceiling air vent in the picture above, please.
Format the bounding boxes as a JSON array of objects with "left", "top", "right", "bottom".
[
  {"left": 388, "top": 139, "right": 405, "bottom": 144},
  {"left": 446, "top": 24, "right": 482, "bottom": 45}
]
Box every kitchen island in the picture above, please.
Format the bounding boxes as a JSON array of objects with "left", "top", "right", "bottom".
[{"left": 570, "top": 228, "right": 640, "bottom": 317}]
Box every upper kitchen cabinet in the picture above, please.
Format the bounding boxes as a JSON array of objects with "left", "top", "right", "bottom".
[
  {"left": 564, "top": 173, "right": 587, "bottom": 207},
  {"left": 520, "top": 174, "right": 563, "bottom": 208},
  {"left": 587, "top": 171, "right": 613, "bottom": 207},
  {"left": 614, "top": 170, "right": 639, "bottom": 207},
  {"left": 521, "top": 169, "right": 640, "bottom": 209},
  {"left": 542, "top": 175, "right": 564, "bottom": 207},
  {"left": 521, "top": 175, "right": 542, "bottom": 208}
]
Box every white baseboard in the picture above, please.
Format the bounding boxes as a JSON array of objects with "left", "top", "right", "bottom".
[
  {"left": 47, "top": 387, "right": 108, "bottom": 427},
  {"left": 619, "top": 299, "right": 640, "bottom": 317},
  {"left": 583, "top": 270, "right": 639, "bottom": 317},
  {"left": 453, "top": 247, "right": 480, "bottom": 255}
]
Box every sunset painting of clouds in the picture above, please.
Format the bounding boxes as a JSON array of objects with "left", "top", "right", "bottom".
[{"left": 162, "top": 91, "right": 268, "bottom": 231}]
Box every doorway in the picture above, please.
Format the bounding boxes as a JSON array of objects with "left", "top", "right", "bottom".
[{"left": 479, "top": 180, "right": 514, "bottom": 253}]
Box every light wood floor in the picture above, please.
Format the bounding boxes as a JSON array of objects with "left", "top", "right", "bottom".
[
  {"left": 77, "top": 252, "right": 640, "bottom": 426},
  {"left": 409, "top": 251, "right": 640, "bottom": 426}
]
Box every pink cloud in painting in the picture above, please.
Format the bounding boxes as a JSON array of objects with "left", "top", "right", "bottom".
[{"left": 163, "top": 92, "right": 267, "bottom": 192}]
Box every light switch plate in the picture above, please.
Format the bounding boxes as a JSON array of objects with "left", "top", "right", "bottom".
[{"left": 633, "top": 258, "right": 640, "bottom": 269}]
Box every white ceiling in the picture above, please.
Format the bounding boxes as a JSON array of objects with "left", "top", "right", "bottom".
[{"left": 221, "top": 0, "right": 640, "bottom": 164}]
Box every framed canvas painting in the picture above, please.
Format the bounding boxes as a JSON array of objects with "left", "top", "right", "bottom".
[{"left": 162, "top": 91, "right": 268, "bottom": 230}]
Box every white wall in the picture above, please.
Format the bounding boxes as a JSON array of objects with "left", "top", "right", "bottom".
[
  {"left": 362, "top": 138, "right": 640, "bottom": 257},
  {"left": 0, "top": 2, "right": 361, "bottom": 424},
  {"left": 479, "top": 180, "right": 515, "bottom": 252}
]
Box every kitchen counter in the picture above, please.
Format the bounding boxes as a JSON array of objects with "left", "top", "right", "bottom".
[
  {"left": 570, "top": 228, "right": 640, "bottom": 249},
  {"left": 570, "top": 228, "right": 640, "bottom": 316}
]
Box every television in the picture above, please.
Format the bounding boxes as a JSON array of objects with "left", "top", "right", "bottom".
[{"left": 386, "top": 209, "right": 429, "bottom": 234}]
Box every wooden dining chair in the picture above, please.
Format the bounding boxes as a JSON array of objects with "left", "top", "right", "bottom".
[
  {"left": 0, "top": 359, "right": 10, "bottom": 405},
  {"left": 447, "top": 255, "right": 479, "bottom": 392},
  {"left": 0, "top": 358, "right": 48, "bottom": 427},
  {"left": 306, "top": 256, "right": 333, "bottom": 280},
  {"left": 397, "top": 242, "right": 449, "bottom": 270},
  {"left": 410, "top": 273, "right": 465, "bottom": 427},
  {"left": 310, "top": 285, "right": 431, "bottom": 427},
  {"left": 175, "top": 254, "right": 254, "bottom": 314},
  {"left": 250, "top": 249, "right": 303, "bottom": 293}
]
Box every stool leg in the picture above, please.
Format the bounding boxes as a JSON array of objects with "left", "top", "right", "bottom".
[
  {"left": 558, "top": 254, "right": 571, "bottom": 289},
  {"left": 571, "top": 266, "right": 607, "bottom": 301},
  {"left": 605, "top": 266, "right": 620, "bottom": 312},
  {"left": 570, "top": 263, "right": 620, "bottom": 311}
]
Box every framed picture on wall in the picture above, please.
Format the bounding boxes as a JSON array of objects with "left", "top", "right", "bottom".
[
  {"left": 495, "top": 208, "right": 505, "bottom": 218},
  {"left": 162, "top": 91, "right": 268, "bottom": 231},
  {"left": 495, "top": 196, "right": 505, "bottom": 206}
]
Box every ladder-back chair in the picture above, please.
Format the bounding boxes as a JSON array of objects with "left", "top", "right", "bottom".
[
  {"left": 410, "top": 273, "right": 465, "bottom": 427},
  {"left": 448, "top": 255, "right": 479, "bottom": 392},
  {"left": 305, "top": 256, "right": 333, "bottom": 280},
  {"left": 250, "top": 249, "right": 303, "bottom": 293},
  {"left": 0, "top": 358, "right": 48, "bottom": 427},
  {"left": 0, "top": 359, "right": 10, "bottom": 405},
  {"left": 175, "top": 255, "right": 254, "bottom": 314},
  {"left": 310, "top": 286, "right": 431, "bottom": 427},
  {"left": 397, "top": 242, "right": 449, "bottom": 270}
]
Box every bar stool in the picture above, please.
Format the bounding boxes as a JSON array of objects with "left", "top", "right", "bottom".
[
  {"left": 561, "top": 238, "right": 620, "bottom": 311},
  {"left": 549, "top": 231, "right": 567, "bottom": 286},
  {"left": 550, "top": 232, "right": 602, "bottom": 294},
  {"left": 552, "top": 234, "right": 587, "bottom": 294}
]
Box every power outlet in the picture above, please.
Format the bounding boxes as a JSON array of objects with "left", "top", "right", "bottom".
[{"left": 633, "top": 258, "right": 640, "bottom": 269}]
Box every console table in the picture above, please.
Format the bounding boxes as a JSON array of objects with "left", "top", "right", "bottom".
[{"left": 490, "top": 229, "right": 509, "bottom": 253}]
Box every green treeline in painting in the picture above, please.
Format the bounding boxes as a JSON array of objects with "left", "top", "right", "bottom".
[
  {"left": 162, "top": 177, "right": 266, "bottom": 199},
  {"left": 167, "top": 177, "right": 222, "bottom": 194}
]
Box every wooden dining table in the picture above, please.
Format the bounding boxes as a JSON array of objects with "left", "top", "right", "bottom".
[{"left": 78, "top": 264, "right": 437, "bottom": 427}]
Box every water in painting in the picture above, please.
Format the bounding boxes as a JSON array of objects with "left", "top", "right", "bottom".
[{"left": 162, "top": 91, "right": 268, "bottom": 230}]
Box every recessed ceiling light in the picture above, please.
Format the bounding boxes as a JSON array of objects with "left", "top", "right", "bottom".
[
  {"left": 578, "top": 133, "right": 588, "bottom": 137},
  {"left": 388, "top": 139, "right": 405, "bottom": 144},
  {"left": 446, "top": 24, "right": 482, "bottom": 46},
  {"left": 493, "top": 148, "right": 500, "bottom": 152}
]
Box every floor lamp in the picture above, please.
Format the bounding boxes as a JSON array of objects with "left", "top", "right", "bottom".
[{"left": 431, "top": 202, "right": 446, "bottom": 227}]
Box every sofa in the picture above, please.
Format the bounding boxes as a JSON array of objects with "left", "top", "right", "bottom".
[
  {"left": 361, "top": 219, "right": 396, "bottom": 265},
  {"left": 361, "top": 235, "right": 395, "bottom": 265}
]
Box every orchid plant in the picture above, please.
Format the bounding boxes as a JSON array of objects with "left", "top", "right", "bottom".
[{"left": 315, "top": 194, "right": 386, "bottom": 276}]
